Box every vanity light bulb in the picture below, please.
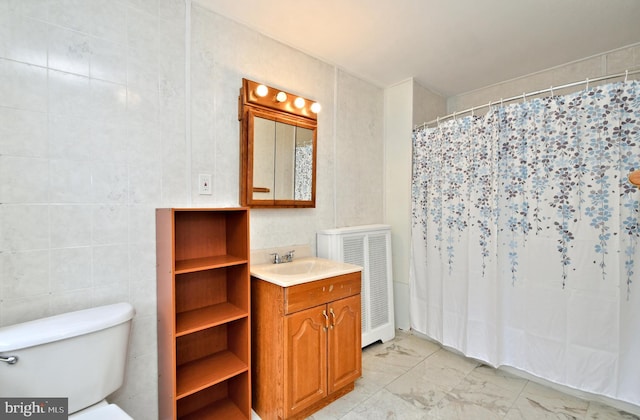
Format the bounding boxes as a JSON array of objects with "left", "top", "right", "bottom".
[
  {"left": 275, "top": 91, "right": 287, "bottom": 102},
  {"left": 311, "top": 102, "right": 322, "bottom": 113},
  {"left": 294, "top": 97, "right": 305, "bottom": 109},
  {"left": 255, "top": 84, "right": 268, "bottom": 97}
]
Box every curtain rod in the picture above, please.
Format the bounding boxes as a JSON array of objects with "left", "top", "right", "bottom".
[{"left": 416, "top": 69, "right": 640, "bottom": 130}]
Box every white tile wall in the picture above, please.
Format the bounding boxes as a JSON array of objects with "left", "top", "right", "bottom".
[
  {"left": 447, "top": 45, "right": 640, "bottom": 114},
  {"left": 0, "top": 108, "right": 48, "bottom": 157},
  {"left": 335, "top": 71, "right": 385, "bottom": 227}
]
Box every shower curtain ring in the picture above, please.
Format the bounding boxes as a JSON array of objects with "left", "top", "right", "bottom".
[{"left": 625, "top": 70, "right": 629, "bottom": 83}]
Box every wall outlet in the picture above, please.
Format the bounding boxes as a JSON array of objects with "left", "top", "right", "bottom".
[{"left": 198, "top": 174, "right": 212, "bottom": 195}]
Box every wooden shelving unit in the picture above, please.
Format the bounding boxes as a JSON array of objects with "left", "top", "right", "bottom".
[{"left": 156, "top": 208, "right": 251, "bottom": 420}]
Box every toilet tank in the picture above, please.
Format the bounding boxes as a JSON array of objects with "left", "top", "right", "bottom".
[{"left": 0, "top": 303, "right": 135, "bottom": 414}]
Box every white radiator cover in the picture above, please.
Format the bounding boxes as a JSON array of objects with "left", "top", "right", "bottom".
[{"left": 317, "top": 224, "right": 395, "bottom": 347}]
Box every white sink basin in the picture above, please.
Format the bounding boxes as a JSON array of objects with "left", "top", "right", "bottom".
[{"left": 251, "top": 257, "right": 362, "bottom": 286}]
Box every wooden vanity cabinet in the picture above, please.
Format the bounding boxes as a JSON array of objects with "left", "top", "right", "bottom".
[{"left": 252, "top": 272, "right": 362, "bottom": 420}]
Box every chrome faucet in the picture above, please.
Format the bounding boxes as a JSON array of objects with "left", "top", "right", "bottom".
[
  {"left": 284, "top": 250, "right": 295, "bottom": 262},
  {"left": 270, "top": 250, "right": 295, "bottom": 264}
]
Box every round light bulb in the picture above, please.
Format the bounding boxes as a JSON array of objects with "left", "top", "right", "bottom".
[
  {"left": 255, "top": 84, "right": 268, "bottom": 97},
  {"left": 275, "top": 91, "right": 287, "bottom": 102},
  {"left": 311, "top": 102, "right": 322, "bottom": 113},
  {"left": 294, "top": 97, "right": 305, "bottom": 109}
]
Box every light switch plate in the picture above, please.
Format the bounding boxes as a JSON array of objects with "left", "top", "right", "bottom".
[{"left": 198, "top": 174, "right": 212, "bottom": 195}]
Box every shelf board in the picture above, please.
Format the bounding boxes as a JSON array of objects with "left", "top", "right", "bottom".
[
  {"left": 177, "top": 351, "right": 248, "bottom": 400},
  {"left": 176, "top": 304, "right": 248, "bottom": 337},
  {"left": 179, "top": 398, "right": 248, "bottom": 420},
  {"left": 175, "top": 255, "right": 247, "bottom": 274}
]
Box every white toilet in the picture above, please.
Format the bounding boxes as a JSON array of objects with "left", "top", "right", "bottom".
[{"left": 0, "top": 302, "right": 135, "bottom": 419}]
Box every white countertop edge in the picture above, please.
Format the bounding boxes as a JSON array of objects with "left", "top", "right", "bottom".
[{"left": 250, "top": 258, "right": 362, "bottom": 287}]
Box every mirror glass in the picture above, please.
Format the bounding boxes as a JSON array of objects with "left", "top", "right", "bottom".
[
  {"left": 240, "top": 79, "right": 317, "bottom": 208},
  {"left": 252, "top": 116, "right": 314, "bottom": 201}
]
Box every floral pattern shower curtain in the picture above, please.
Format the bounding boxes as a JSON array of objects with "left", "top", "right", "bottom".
[{"left": 410, "top": 80, "right": 640, "bottom": 405}]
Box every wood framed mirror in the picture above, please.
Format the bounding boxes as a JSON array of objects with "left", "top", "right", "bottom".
[{"left": 239, "top": 78, "right": 318, "bottom": 208}]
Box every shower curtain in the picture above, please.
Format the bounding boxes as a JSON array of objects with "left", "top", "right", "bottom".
[{"left": 410, "top": 80, "right": 640, "bottom": 406}]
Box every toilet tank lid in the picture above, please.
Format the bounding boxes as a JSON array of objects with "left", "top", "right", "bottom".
[{"left": 0, "top": 303, "right": 135, "bottom": 352}]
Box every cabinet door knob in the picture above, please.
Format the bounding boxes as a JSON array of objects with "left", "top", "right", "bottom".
[
  {"left": 322, "top": 310, "right": 329, "bottom": 331},
  {"left": 329, "top": 308, "right": 336, "bottom": 329}
]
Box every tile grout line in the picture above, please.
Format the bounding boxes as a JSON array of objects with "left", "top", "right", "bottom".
[{"left": 501, "top": 377, "right": 530, "bottom": 418}]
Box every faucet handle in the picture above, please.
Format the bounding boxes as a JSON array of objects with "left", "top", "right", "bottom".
[
  {"left": 285, "top": 250, "right": 295, "bottom": 261},
  {"left": 270, "top": 252, "right": 281, "bottom": 264}
]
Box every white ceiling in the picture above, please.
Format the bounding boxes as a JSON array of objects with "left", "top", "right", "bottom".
[{"left": 195, "top": 0, "right": 640, "bottom": 97}]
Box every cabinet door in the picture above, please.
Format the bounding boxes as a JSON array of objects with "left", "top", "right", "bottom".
[
  {"left": 285, "top": 305, "right": 328, "bottom": 417},
  {"left": 328, "top": 294, "right": 362, "bottom": 393}
]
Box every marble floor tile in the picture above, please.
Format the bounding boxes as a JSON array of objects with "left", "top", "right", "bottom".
[
  {"left": 340, "top": 388, "right": 428, "bottom": 420},
  {"left": 429, "top": 365, "right": 528, "bottom": 418},
  {"left": 427, "top": 393, "right": 511, "bottom": 420},
  {"left": 359, "top": 347, "right": 415, "bottom": 390},
  {"left": 416, "top": 348, "right": 480, "bottom": 389},
  {"left": 586, "top": 401, "right": 640, "bottom": 420},
  {"left": 504, "top": 381, "right": 590, "bottom": 419},
  {"left": 364, "top": 331, "right": 440, "bottom": 371},
  {"left": 385, "top": 367, "right": 450, "bottom": 411}
]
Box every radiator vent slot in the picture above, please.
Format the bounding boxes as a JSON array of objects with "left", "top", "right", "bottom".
[
  {"left": 368, "top": 234, "right": 389, "bottom": 329},
  {"left": 343, "top": 236, "right": 367, "bottom": 333}
]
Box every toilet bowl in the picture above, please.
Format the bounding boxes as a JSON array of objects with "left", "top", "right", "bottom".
[{"left": 0, "top": 303, "right": 135, "bottom": 418}]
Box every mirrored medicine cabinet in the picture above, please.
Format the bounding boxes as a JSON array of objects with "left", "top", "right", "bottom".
[{"left": 239, "top": 78, "right": 318, "bottom": 208}]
